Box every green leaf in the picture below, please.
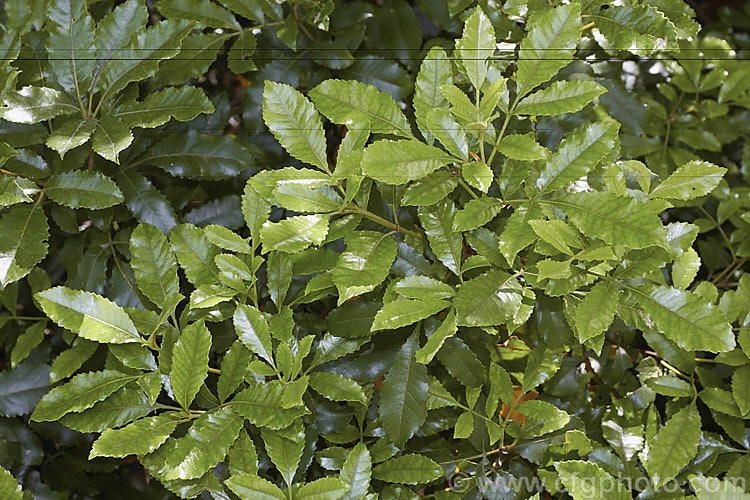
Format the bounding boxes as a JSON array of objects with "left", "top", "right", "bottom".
[
  {"left": 60, "top": 384, "right": 155, "bottom": 432},
  {"left": 371, "top": 299, "right": 448, "bottom": 331},
  {"left": 309, "top": 79, "right": 411, "bottom": 138},
  {"left": 555, "top": 192, "right": 667, "bottom": 250},
  {"left": 261, "top": 420, "right": 305, "bottom": 486},
  {"left": 0, "top": 203, "right": 49, "bottom": 288},
  {"left": 402, "top": 170, "right": 457, "bottom": 206},
  {"left": 555, "top": 460, "right": 631, "bottom": 500},
  {"left": 514, "top": 80, "right": 607, "bottom": 116},
  {"left": 0, "top": 361, "right": 50, "bottom": 417},
  {"left": 90, "top": 413, "right": 180, "bottom": 458},
  {"left": 115, "top": 86, "right": 214, "bottom": 129},
  {"left": 310, "top": 334, "right": 368, "bottom": 369},
  {"left": 169, "top": 223, "right": 220, "bottom": 286},
  {"left": 229, "top": 430, "right": 258, "bottom": 476},
  {"left": 0, "top": 86, "right": 79, "bottom": 124},
  {"left": 230, "top": 381, "right": 308, "bottom": 430},
  {"left": 0, "top": 465, "right": 22, "bottom": 500},
  {"left": 437, "top": 336, "right": 486, "bottom": 388},
  {"left": 372, "top": 454, "right": 442, "bottom": 485},
  {"left": 486, "top": 363, "right": 513, "bottom": 418},
  {"left": 151, "top": 32, "right": 227, "bottom": 87},
  {"left": 497, "top": 202, "right": 544, "bottom": 264},
  {"left": 393, "top": 276, "right": 455, "bottom": 301},
  {"left": 164, "top": 407, "right": 244, "bottom": 480},
  {"left": 689, "top": 475, "right": 750, "bottom": 500},
  {"left": 92, "top": 116, "right": 133, "bottom": 164},
  {"left": 528, "top": 219, "right": 582, "bottom": 256},
  {"left": 157, "top": 0, "right": 239, "bottom": 28},
  {"left": 643, "top": 402, "right": 701, "bottom": 488},
  {"left": 0, "top": 176, "right": 38, "bottom": 208},
  {"left": 131, "top": 131, "right": 252, "bottom": 180},
  {"left": 497, "top": 133, "right": 549, "bottom": 161},
  {"left": 45, "top": 118, "right": 96, "bottom": 157},
  {"left": 130, "top": 223, "right": 179, "bottom": 308},
  {"left": 242, "top": 181, "right": 272, "bottom": 238},
  {"left": 263, "top": 81, "right": 329, "bottom": 172},
  {"left": 325, "top": 300, "right": 381, "bottom": 338},
  {"left": 646, "top": 375, "right": 694, "bottom": 397},
  {"left": 226, "top": 474, "right": 286, "bottom": 500},
  {"left": 362, "top": 140, "right": 455, "bottom": 185},
  {"left": 515, "top": 3, "right": 581, "bottom": 98},
  {"left": 418, "top": 199, "right": 462, "bottom": 276},
  {"left": 341, "top": 442, "right": 371, "bottom": 500},
  {"left": 31, "top": 369, "right": 139, "bottom": 422},
  {"left": 592, "top": 4, "right": 676, "bottom": 55},
  {"left": 453, "top": 197, "right": 503, "bottom": 232},
  {"left": 517, "top": 400, "right": 570, "bottom": 438},
  {"left": 218, "top": 341, "right": 252, "bottom": 402},
  {"left": 170, "top": 320, "right": 211, "bottom": 409},
  {"left": 533, "top": 119, "right": 620, "bottom": 197},
  {"left": 35, "top": 286, "right": 141, "bottom": 343},
  {"left": 260, "top": 214, "right": 329, "bottom": 254},
  {"left": 10, "top": 321, "right": 46, "bottom": 368},
  {"left": 462, "top": 161, "right": 493, "bottom": 193},
  {"left": 456, "top": 7, "right": 495, "bottom": 90},
  {"left": 415, "top": 310, "right": 457, "bottom": 364},
  {"left": 575, "top": 281, "right": 620, "bottom": 343},
  {"left": 414, "top": 47, "right": 452, "bottom": 143},
  {"left": 116, "top": 170, "right": 178, "bottom": 233},
  {"left": 379, "top": 332, "right": 428, "bottom": 447},
  {"left": 454, "top": 270, "right": 524, "bottom": 327},
  {"left": 309, "top": 372, "right": 367, "bottom": 405},
  {"left": 732, "top": 365, "right": 750, "bottom": 417},
  {"left": 424, "top": 108, "right": 468, "bottom": 159},
  {"left": 700, "top": 387, "right": 742, "bottom": 417},
  {"left": 274, "top": 184, "right": 341, "bottom": 213},
  {"left": 234, "top": 304, "right": 274, "bottom": 365},
  {"left": 649, "top": 161, "right": 726, "bottom": 200},
  {"left": 330, "top": 231, "right": 398, "bottom": 305},
  {"left": 296, "top": 477, "right": 349, "bottom": 500},
  {"left": 45, "top": 171, "right": 124, "bottom": 209},
  {"left": 631, "top": 285, "right": 734, "bottom": 353},
  {"left": 99, "top": 19, "right": 195, "bottom": 98},
  {"left": 673, "top": 247, "right": 700, "bottom": 290},
  {"left": 227, "top": 30, "right": 257, "bottom": 73},
  {"left": 521, "top": 346, "right": 563, "bottom": 394}
]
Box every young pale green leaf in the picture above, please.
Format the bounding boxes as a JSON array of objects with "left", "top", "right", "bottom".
[
  {"left": 90, "top": 413, "right": 180, "bottom": 458},
  {"left": 462, "top": 161, "right": 493, "bottom": 193},
  {"left": 517, "top": 400, "right": 570, "bottom": 438},
  {"left": 260, "top": 215, "right": 328, "bottom": 254},
  {"left": 515, "top": 3, "right": 581, "bottom": 98},
  {"left": 424, "top": 108, "right": 468, "bottom": 159},
  {"left": 45, "top": 118, "right": 97, "bottom": 157},
  {"left": 295, "top": 477, "right": 349, "bottom": 500},
  {"left": 309, "top": 372, "right": 367, "bottom": 405},
  {"left": 228, "top": 430, "right": 258, "bottom": 477},
  {"left": 454, "top": 270, "right": 524, "bottom": 327},
  {"left": 170, "top": 223, "right": 220, "bottom": 286},
  {"left": 309, "top": 79, "right": 411, "bottom": 138},
  {"left": 157, "top": 0, "right": 239, "bottom": 29},
  {"left": 644, "top": 403, "right": 701, "bottom": 488},
  {"left": 528, "top": 219, "right": 583, "bottom": 256},
  {"left": 131, "top": 131, "right": 251, "bottom": 180},
  {"left": 116, "top": 170, "right": 178, "bottom": 233},
  {"left": 226, "top": 474, "right": 286, "bottom": 500},
  {"left": 533, "top": 119, "right": 620, "bottom": 197},
  {"left": 170, "top": 321, "right": 211, "bottom": 409},
  {"left": 341, "top": 442, "right": 372, "bottom": 500},
  {"left": 45, "top": 171, "right": 124, "bottom": 209},
  {"left": 361, "top": 140, "right": 455, "bottom": 185},
  {"left": 514, "top": 80, "right": 607, "bottom": 116},
  {"left": 593, "top": 4, "right": 676, "bottom": 55},
  {"left": 0, "top": 464, "right": 22, "bottom": 499},
  {"left": 575, "top": 281, "right": 620, "bottom": 343},
  {"left": 414, "top": 47, "right": 452, "bottom": 143},
  {"left": 555, "top": 460, "right": 631, "bottom": 500},
  {"left": 456, "top": 7, "right": 495, "bottom": 90},
  {"left": 402, "top": 170, "right": 457, "bottom": 206},
  {"left": 673, "top": 247, "right": 700, "bottom": 290},
  {"left": 273, "top": 185, "right": 341, "bottom": 213},
  {"left": 234, "top": 304, "right": 274, "bottom": 365},
  {"left": 0, "top": 203, "right": 49, "bottom": 288},
  {"left": 497, "top": 202, "right": 543, "bottom": 264},
  {"left": 242, "top": 181, "right": 272, "bottom": 238},
  {"left": 99, "top": 19, "right": 195, "bottom": 98},
  {"left": 35, "top": 287, "right": 140, "bottom": 343},
  {"left": 92, "top": 116, "right": 133, "bottom": 164},
  {"left": 130, "top": 223, "right": 179, "bottom": 308},
  {"left": 418, "top": 199, "right": 462, "bottom": 276},
  {"left": 164, "top": 407, "right": 244, "bottom": 480},
  {"left": 497, "top": 133, "right": 548, "bottom": 161},
  {"left": 31, "top": 369, "right": 139, "bottom": 422},
  {"left": 371, "top": 299, "right": 448, "bottom": 331},
  {"left": 0, "top": 86, "right": 79, "bottom": 124},
  {"left": 394, "top": 276, "right": 455, "bottom": 301},
  {"left": 415, "top": 310, "right": 457, "bottom": 364},
  {"left": 521, "top": 347, "right": 563, "bottom": 394},
  {"left": 689, "top": 475, "right": 750, "bottom": 500},
  {"left": 261, "top": 421, "right": 305, "bottom": 486},
  {"left": 263, "top": 81, "right": 329, "bottom": 172},
  {"left": 649, "top": 161, "right": 726, "bottom": 200},
  {"left": 204, "top": 225, "right": 251, "bottom": 255},
  {"left": 379, "top": 332, "right": 428, "bottom": 447},
  {"left": 631, "top": 285, "right": 734, "bottom": 353},
  {"left": 230, "top": 381, "right": 308, "bottom": 430},
  {"left": 330, "top": 231, "right": 398, "bottom": 305},
  {"left": 371, "top": 454, "right": 442, "bottom": 485},
  {"left": 555, "top": 192, "right": 667, "bottom": 250},
  {"left": 115, "top": 86, "right": 214, "bottom": 129},
  {"left": 452, "top": 197, "right": 503, "bottom": 232}
]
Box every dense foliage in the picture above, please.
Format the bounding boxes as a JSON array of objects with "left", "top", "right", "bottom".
[{"left": 1, "top": 0, "right": 750, "bottom": 498}]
